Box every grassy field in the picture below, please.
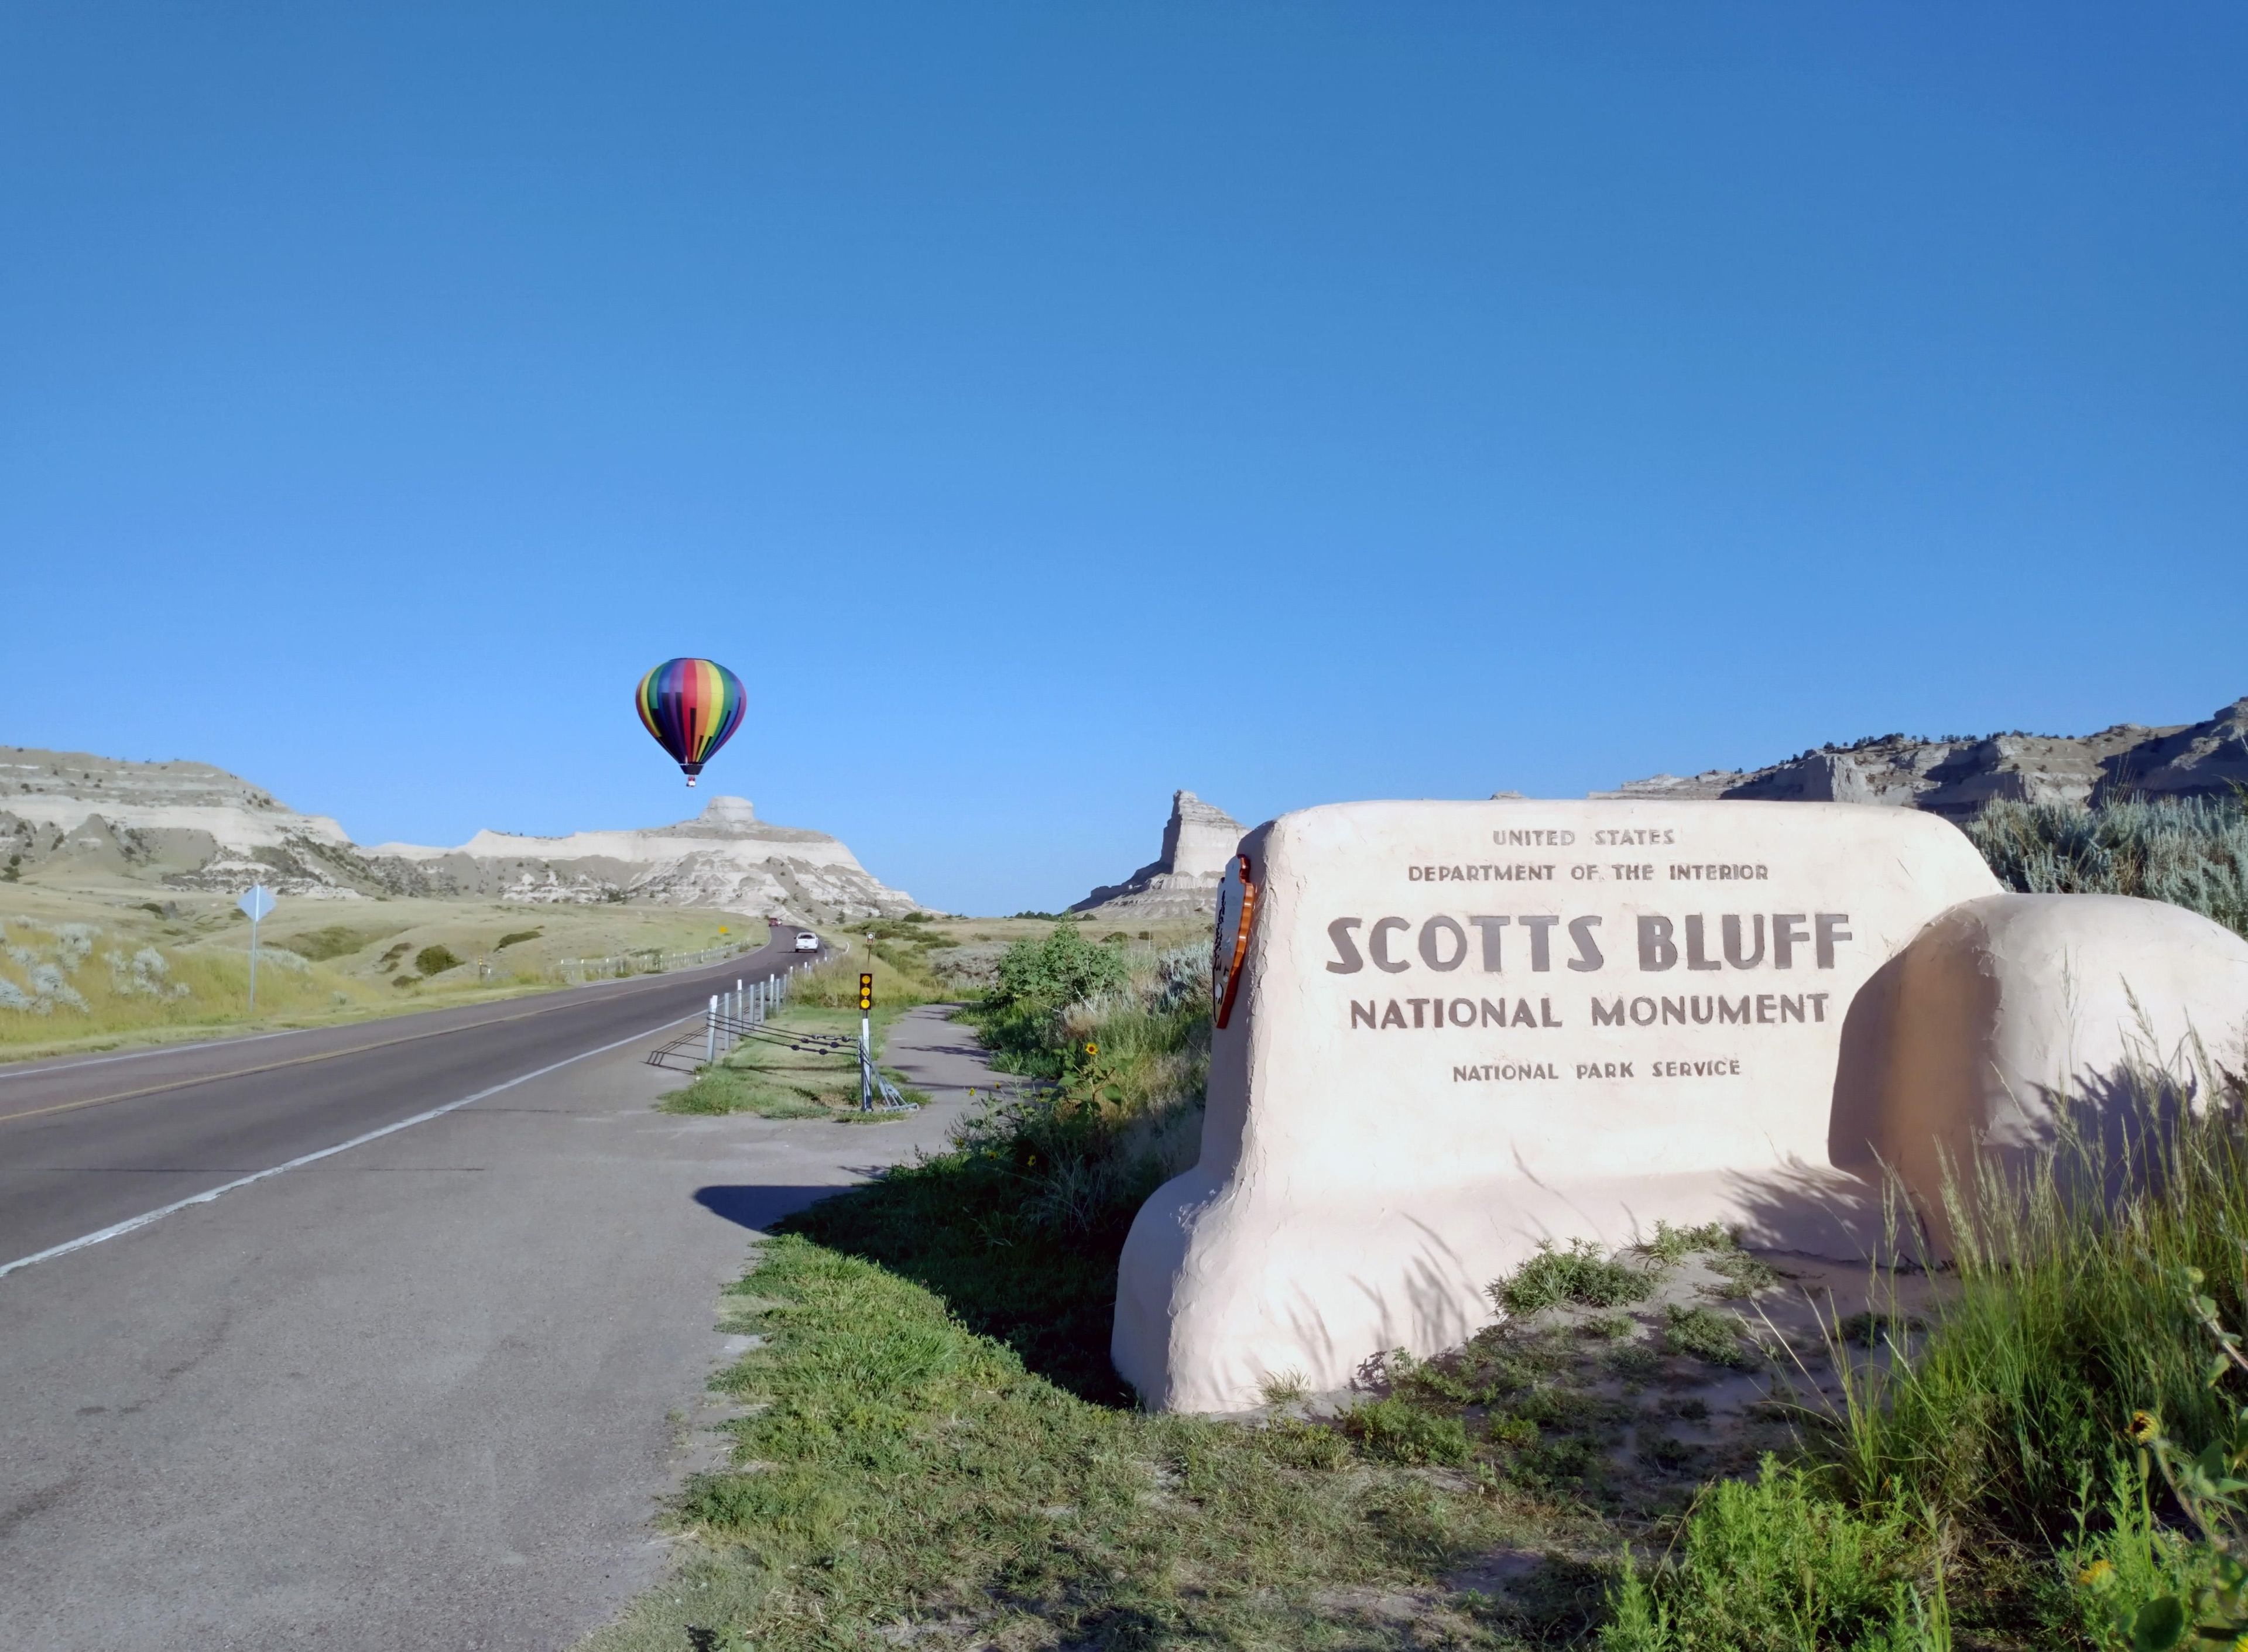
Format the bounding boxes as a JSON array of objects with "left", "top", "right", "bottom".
[
  {"left": 0, "top": 876, "right": 767, "bottom": 1061},
  {"left": 657, "top": 951, "right": 943, "bottom": 1119}
]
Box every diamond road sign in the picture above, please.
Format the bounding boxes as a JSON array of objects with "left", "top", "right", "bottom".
[{"left": 238, "top": 885, "right": 277, "bottom": 923}]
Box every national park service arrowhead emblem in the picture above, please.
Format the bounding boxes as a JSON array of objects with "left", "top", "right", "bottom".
[{"left": 1212, "top": 852, "right": 1257, "bottom": 1030}]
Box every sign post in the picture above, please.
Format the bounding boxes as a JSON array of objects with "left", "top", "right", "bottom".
[
  {"left": 858, "top": 972, "right": 874, "bottom": 1112},
  {"left": 238, "top": 883, "right": 277, "bottom": 1012}
]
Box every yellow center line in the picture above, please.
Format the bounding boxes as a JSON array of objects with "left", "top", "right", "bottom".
[{"left": 0, "top": 966, "right": 742, "bottom": 1130}]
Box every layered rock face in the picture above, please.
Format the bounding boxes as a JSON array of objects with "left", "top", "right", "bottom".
[
  {"left": 364, "top": 796, "right": 916, "bottom": 919},
  {"left": 1073, "top": 790, "right": 1246, "bottom": 917},
  {"left": 1596, "top": 698, "right": 2248, "bottom": 818},
  {"left": 0, "top": 748, "right": 914, "bottom": 918},
  {"left": 1, "top": 746, "right": 366, "bottom": 898}
]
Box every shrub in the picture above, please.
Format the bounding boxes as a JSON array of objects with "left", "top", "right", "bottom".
[
  {"left": 1601, "top": 1458, "right": 1937, "bottom": 1650},
  {"left": 994, "top": 924, "right": 1129, "bottom": 1013},
  {"left": 495, "top": 929, "right": 542, "bottom": 950},
  {"left": 1969, "top": 794, "right": 2248, "bottom": 938},
  {"left": 1663, "top": 1305, "right": 1756, "bottom": 1369},
  {"left": 414, "top": 945, "right": 462, "bottom": 977},
  {"left": 1496, "top": 1239, "right": 1660, "bottom": 1314},
  {"left": 1340, "top": 1397, "right": 1472, "bottom": 1466},
  {"left": 975, "top": 925, "right": 1132, "bottom": 1066}
]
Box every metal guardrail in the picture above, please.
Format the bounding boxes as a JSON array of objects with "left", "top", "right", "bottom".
[
  {"left": 556, "top": 937, "right": 759, "bottom": 984},
  {"left": 645, "top": 964, "right": 806, "bottom": 1071}
]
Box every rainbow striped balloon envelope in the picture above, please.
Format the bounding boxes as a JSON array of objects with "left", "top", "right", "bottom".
[{"left": 635, "top": 657, "right": 746, "bottom": 786}]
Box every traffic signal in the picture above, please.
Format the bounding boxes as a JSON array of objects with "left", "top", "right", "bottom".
[{"left": 858, "top": 972, "right": 873, "bottom": 1012}]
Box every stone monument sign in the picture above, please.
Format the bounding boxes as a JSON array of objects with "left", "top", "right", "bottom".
[{"left": 1112, "top": 798, "right": 2005, "bottom": 1413}]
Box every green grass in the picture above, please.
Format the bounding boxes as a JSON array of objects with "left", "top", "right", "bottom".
[
  {"left": 1824, "top": 1074, "right": 2248, "bottom": 1547},
  {"left": 777, "top": 1089, "right": 1163, "bottom": 1401},
  {"left": 579, "top": 1236, "right": 1558, "bottom": 1652}
]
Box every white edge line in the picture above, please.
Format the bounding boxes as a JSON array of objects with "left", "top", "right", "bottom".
[{"left": 0, "top": 1016, "right": 690, "bottom": 1282}]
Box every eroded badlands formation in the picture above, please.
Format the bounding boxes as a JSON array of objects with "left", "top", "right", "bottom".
[
  {"left": 364, "top": 795, "right": 914, "bottom": 917},
  {"left": 0, "top": 748, "right": 914, "bottom": 919},
  {"left": 1599, "top": 697, "right": 2248, "bottom": 815}
]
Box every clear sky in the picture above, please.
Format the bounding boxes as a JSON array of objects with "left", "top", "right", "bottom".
[{"left": 4, "top": 5, "right": 2242, "bottom": 914}]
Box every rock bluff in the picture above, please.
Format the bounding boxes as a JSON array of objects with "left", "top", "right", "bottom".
[
  {"left": 1073, "top": 790, "right": 1245, "bottom": 918},
  {"left": 1596, "top": 697, "right": 2248, "bottom": 816},
  {"left": 0, "top": 748, "right": 913, "bottom": 918}
]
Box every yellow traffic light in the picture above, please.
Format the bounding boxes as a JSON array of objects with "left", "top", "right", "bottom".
[{"left": 858, "top": 972, "right": 873, "bottom": 1012}]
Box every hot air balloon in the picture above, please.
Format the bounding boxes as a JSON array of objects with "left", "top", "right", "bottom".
[{"left": 635, "top": 657, "right": 746, "bottom": 786}]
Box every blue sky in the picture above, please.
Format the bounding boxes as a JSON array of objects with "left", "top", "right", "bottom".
[{"left": 4, "top": 5, "right": 2242, "bottom": 914}]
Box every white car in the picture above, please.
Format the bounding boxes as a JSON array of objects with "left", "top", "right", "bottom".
[{"left": 793, "top": 931, "right": 820, "bottom": 952}]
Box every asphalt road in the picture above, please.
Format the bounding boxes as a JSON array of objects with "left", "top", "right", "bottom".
[
  {"left": 0, "top": 930, "right": 991, "bottom": 1651},
  {"left": 0, "top": 928, "right": 820, "bottom": 1271}
]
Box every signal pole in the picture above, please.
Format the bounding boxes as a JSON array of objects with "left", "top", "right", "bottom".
[{"left": 858, "top": 971, "right": 873, "bottom": 1112}]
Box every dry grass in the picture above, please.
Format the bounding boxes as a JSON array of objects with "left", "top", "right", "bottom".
[{"left": 0, "top": 884, "right": 767, "bottom": 1060}]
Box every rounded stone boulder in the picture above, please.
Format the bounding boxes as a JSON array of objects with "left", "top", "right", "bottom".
[{"left": 1830, "top": 893, "right": 2248, "bottom": 1242}]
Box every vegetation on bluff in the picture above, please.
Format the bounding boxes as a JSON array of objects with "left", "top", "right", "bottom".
[{"left": 1969, "top": 793, "right": 2248, "bottom": 938}]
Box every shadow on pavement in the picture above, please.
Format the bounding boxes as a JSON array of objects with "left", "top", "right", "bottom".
[{"left": 693, "top": 1184, "right": 859, "bottom": 1233}]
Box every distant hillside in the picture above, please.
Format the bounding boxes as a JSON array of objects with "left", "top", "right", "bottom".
[
  {"left": 0, "top": 747, "right": 914, "bottom": 920},
  {"left": 365, "top": 795, "right": 915, "bottom": 917},
  {"left": 1593, "top": 697, "right": 2248, "bottom": 818}
]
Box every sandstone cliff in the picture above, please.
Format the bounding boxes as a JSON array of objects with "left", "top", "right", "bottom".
[
  {"left": 1595, "top": 698, "right": 2248, "bottom": 819},
  {"left": 363, "top": 796, "right": 916, "bottom": 918},
  {"left": 1072, "top": 790, "right": 1245, "bottom": 917},
  {"left": 0, "top": 748, "right": 914, "bottom": 918}
]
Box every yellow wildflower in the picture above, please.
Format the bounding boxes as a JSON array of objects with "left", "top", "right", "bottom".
[
  {"left": 2128, "top": 1411, "right": 2160, "bottom": 1444},
  {"left": 2076, "top": 1558, "right": 2115, "bottom": 1589}
]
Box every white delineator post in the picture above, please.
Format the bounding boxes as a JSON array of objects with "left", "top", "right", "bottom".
[
  {"left": 706, "top": 995, "right": 718, "bottom": 1066},
  {"left": 237, "top": 884, "right": 277, "bottom": 1013}
]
